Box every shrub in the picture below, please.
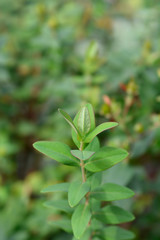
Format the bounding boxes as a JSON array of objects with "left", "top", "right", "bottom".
[{"left": 33, "top": 103, "right": 135, "bottom": 240}]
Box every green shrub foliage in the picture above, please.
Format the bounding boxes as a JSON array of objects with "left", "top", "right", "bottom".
[{"left": 33, "top": 103, "right": 135, "bottom": 240}]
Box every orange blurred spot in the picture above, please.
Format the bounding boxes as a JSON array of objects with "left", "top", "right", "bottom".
[
  {"left": 119, "top": 83, "right": 127, "bottom": 91},
  {"left": 103, "top": 95, "right": 111, "bottom": 106}
]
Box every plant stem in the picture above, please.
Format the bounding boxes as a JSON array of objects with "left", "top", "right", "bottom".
[
  {"left": 80, "top": 141, "right": 84, "bottom": 151},
  {"left": 79, "top": 141, "right": 92, "bottom": 239},
  {"left": 80, "top": 141, "right": 86, "bottom": 183}
]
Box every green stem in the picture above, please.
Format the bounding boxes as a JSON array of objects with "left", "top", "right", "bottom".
[
  {"left": 80, "top": 141, "right": 86, "bottom": 183},
  {"left": 79, "top": 141, "right": 91, "bottom": 238}
]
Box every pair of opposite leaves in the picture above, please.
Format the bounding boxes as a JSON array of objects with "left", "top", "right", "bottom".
[
  {"left": 33, "top": 139, "right": 128, "bottom": 173},
  {"left": 58, "top": 104, "right": 118, "bottom": 145},
  {"left": 42, "top": 180, "right": 134, "bottom": 209}
]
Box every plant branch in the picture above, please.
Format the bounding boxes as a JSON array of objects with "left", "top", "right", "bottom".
[
  {"left": 80, "top": 141, "right": 91, "bottom": 238},
  {"left": 80, "top": 141, "right": 86, "bottom": 183}
]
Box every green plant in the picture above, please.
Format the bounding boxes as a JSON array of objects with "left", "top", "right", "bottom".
[{"left": 33, "top": 103, "right": 135, "bottom": 240}]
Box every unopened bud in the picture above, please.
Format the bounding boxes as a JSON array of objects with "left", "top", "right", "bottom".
[{"left": 103, "top": 95, "right": 111, "bottom": 106}]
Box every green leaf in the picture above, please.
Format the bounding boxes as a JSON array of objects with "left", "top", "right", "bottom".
[
  {"left": 44, "top": 200, "right": 73, "bottom": 213},
  {"left": 84, "top": 122, "right": 118, "bottom": 143},
  {"left": 90, "top": 218, "right": 103, "bottom": 231},
  {"left": 94, "top": 205, "right": 135, "bottom": 224},
  {"left": 78, "top": 106, "right": 91, "bottom": 137},
  {"left": 49, "top": 218, "right": 72, "bottom": 233},
  {"left": 58, "top": 109, "right": 79, "bottom": 135},
  {"left": 71, "top": 203, "right": 91, "bottom": 239},
  {"left": 102, "top": 226, "right": 135, "bottom": 240},
  {"left": 85, "top": 147, "right": 128, "bottom": 172},
  {"left": 85, "top": 137, "right": 100, "bottom": 152},
  {"left": 71, "top": 150, "right": 95, "bottom": 161},
  {"left": 103, "top": 163, "right": 136, "bottom": 186},
  {"left": 90, "top": 183, "right": 134, "bottom": 201},
  {"left": 86, "top": 41, "right": 98, "bottom": 60},
  {"left": 72, "top": 103, "right": 96, "bottom": 148},
  {"left": 88, "top": 172, "right": 102, "bottom": 191},
  {"left": 72, "top": 109, "right": 81, "bottom": 148},
  {"left": 72, "top": 228, "right": 91, "bottom": 240},
  {"left": 68, "top": 181, "right": 90, "bottom": 207},
  {"left": 41, "top": 182, "right": 69, "bottom": 193},
  {"left": 85, "top": 103, "right": 95, "bottom": 131},
  {"left": 90, "top": 198, "right": 101, "bottom": 213},
  {"left": 33, "top": 141, "right": 79, "bottom": 166}
]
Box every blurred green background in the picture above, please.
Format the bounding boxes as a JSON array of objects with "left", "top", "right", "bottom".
[{"left": 0, "top": 0, "right": 160, "bottom": 239}]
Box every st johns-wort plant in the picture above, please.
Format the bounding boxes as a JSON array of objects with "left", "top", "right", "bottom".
[{"left": 33, "top": 103, "right": 135, "bottom": 240}]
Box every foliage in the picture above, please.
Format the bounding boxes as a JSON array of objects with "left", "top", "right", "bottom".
[
  {"left": 33, "top": 103, "right": 135, "bottom": 240},
  {"left": 0, "top": 0, "right": 160, "bottom": 239}
]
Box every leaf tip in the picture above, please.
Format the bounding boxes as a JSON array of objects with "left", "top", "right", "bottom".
[
  {"left": 69, "top": 202, "right": 74, "bottom": 208},
  {"left": 112, "top": 122, "right": 119, "bottom": 127},
  {"left": 32, "top": 142, "right": 38, "bottom": 149}
]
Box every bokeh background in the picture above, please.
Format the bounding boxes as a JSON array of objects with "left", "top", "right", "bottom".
[{"left": 0, "top": 0, "right": 160, "bottom": 239}]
